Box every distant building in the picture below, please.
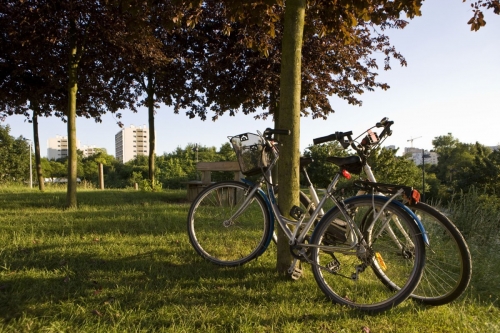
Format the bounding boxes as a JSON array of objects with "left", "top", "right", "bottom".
[
  {"left": 81, "top": 145, "right": 104, "bottom": 158},
  {"left": 404, "top": 147, "right": 423, "bottom": 155},
  {"left": 405, "top": 147, "right": 439, "bottom": 166},
  {"left": 47, "top": 136, "right": 102, "bottom": 160},
  {"left": 47, "top": 135, "right": 81, "bottom": 160},
  {"left": 115, "top": 125, "right": 149, "bottom": 163}
]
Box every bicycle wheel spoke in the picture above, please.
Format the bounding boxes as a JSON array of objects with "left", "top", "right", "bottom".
[
  {"left": 187, "top": 181, "right": 271, "bottom": 266},
  {"left": 310, "top": 196, "right": 425, "bottom": 314},
  {"left": 409, "top": 202, "right": 471, "bottom": 305}
]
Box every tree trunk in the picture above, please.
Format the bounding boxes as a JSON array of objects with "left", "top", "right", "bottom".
[
  {"left": 276, "top": 0, "right": 306, "bottom": 274},
  {"left": 32, "top": 110, "right": 44, "bottom": 191},
  {"left": 66, "top": 20, "right": 80, "bottom": 208},
  {"left": 147, "top": 68, "right": 156, "bottom": 186}
]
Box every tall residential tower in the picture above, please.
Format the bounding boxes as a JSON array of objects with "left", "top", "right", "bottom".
[
  {"left": 47, "top": 135, "right": 81, "bottom": 160},
  {"left": 115, "top": 125, "right": 149, "bottom": 163}
]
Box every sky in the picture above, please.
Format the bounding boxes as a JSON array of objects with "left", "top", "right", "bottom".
[{"left": 3, "top": 0, "right": 500, "bottom": 158}]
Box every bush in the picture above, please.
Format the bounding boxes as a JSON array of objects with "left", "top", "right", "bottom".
[{"left": 447, "top": 187, "right": 500, "bottom": 243}]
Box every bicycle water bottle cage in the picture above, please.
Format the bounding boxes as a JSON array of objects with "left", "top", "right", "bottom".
[{"left": 353, "top": 180, "right": 417, "bottom": 203}]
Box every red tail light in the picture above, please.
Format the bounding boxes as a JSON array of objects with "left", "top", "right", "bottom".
[{"left": 342, "top": 169, "right": 351, "bottom": 179}]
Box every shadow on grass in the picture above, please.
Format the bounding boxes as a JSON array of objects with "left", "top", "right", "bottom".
[
  {"left": 1, "top": 188, "right": 498, "bottom": 329},
  {"left": 0, "top": 189, "right": 189, "bottom": 210},
  {"left": 0, "top": 243, "right": 280, "bottom": 323},
  {"left": 1, "top": 237, "right": 433, "bottom": 326}
]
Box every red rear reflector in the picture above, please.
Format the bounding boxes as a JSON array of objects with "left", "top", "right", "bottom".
[
  {"left": 411, "top": 190, "right": 421, "bottom": 204},
  {"left": 342, "top": 169, "right": 351, "bottom": 179}
]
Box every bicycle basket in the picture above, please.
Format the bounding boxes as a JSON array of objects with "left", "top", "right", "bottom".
[{"left": 229, "top": 133, "right": 269, "bottom": 176}]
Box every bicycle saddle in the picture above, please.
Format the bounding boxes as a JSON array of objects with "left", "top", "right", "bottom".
[{"left": 325, "top": 156, "right": 363, "bottom": 174}]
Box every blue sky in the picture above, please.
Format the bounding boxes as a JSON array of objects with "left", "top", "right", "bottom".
[{"left": 4, "top": 0, "right": 499, "bottom": 158}]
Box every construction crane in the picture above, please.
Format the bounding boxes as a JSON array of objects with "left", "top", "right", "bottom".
[{"left": 407, "top": 136, "right": 422, "bottom": 148}]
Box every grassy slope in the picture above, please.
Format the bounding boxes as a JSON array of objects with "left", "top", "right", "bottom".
[{"left": 0, "top": 187, "right": 498, "bottom": 333}]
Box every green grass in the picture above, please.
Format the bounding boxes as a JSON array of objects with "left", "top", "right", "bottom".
[{"left": 1, "top": 187, "right": 499, "bottom": 332}]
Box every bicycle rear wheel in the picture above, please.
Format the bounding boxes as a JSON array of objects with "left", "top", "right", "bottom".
[
  {"left": 187, "top": 181, "right": 272, "bottom": 266},
  {"left": 408, "top": 202, "right": 471, "bottom": 305},
  {"left": 310, "top": 195, "right": 426, "bottom": 313}
]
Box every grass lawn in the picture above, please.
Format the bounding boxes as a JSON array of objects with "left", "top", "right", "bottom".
[{"left": 0, "top": 187, "right": 499, "bottom": 332}]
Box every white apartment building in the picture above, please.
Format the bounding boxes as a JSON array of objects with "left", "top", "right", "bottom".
[
  {"left": 115, "top": 125, "right": 149, "bottom": 163},
  {"left": 47, "top": 136, "right": 81, "bottom": 160},
  {"left": 81, "top": 145, "right": 102, "bottom": 158},
  {"left": 404, "top": 147, "right": 439, "bottom": 166}
]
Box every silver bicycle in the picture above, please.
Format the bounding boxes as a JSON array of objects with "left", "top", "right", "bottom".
[
  {"left": 187, "top": 128, "right": 427, "bottom": 313},
  {"left": 302, "top": 118, "right": 471, "bottom": 306}
]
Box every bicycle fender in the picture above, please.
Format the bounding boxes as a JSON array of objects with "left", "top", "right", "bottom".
[
  {"left": 241, "top": 179, "right": 275, "bottom": 253},
  {"left": 356, "top": 195, "right": 430, "bottom": 246}
]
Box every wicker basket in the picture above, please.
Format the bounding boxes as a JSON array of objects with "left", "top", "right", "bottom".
[{"left": 229, "top": 133, "right": 269, "bottom": 176}]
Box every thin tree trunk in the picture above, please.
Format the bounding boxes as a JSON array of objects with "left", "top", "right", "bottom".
[
  {"left": 66, "top": 20, "right": 80, "bottom": 208},
  {"left": 147, "top": 68, "right": 156, "bottom": 186},
  {"left": 276, "top": 0, "right": 306, "bottom": 274},
  {"left": 32, "top": 110, "right": 44, "bottom": 191}
]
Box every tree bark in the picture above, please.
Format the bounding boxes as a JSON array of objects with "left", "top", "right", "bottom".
[
  {"left": 147, "top": 68, "right": 156, "bottom": 186},
  {"left": 66, "top": 19, "right": 80, "bottom": 208},
  {"left": 276, "top": 0, "right": 306, "bottom": 274},
  {"left": 32, "top": 110, "right": 44, "bottom": 191}
]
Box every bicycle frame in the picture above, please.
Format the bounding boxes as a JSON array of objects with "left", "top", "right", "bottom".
[
  {"left": 220, "top": 127, "right": 429, "bottom": 278},
  {"left": 227, "top": 135, "right": 418, "bottom": 270}
]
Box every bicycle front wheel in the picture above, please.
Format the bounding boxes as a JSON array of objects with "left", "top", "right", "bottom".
[
  {"left": 409, "top": 202, "right": 472, "bottom": 305},
  {"left": 310, "top": 195, "right": 426, "bottom": 313},
  {"left": 187, "top": 181, "right": 272, "bottom": 266}
]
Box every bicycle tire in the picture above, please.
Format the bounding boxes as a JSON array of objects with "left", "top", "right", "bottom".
[
  {"left": 309, "top": 195, "right": 426, "bottom": 313},
  {"left": 407, "top": 202, "right": 472, "bottom": 305},
  {"left": 187, "top": 181, "right": 272, "bottom": 266}
]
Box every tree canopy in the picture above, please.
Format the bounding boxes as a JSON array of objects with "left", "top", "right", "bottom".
[{"left": 1, "top": 0, "right": 498, "bottom": 210}]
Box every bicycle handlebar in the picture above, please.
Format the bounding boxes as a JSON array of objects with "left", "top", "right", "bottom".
[
  {"left": 262, "top": 128, "right": 290, "bottom": 145},
  {"left": 312, "top": 117, "right": 394, "bottom": 149},
  {"left": 313, "top": 131, "right": 352, "bottom": 146}
]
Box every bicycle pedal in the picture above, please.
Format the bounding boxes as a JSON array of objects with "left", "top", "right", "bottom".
[{"left": 290, "top": 267, "right": 303, "bottom": 280}]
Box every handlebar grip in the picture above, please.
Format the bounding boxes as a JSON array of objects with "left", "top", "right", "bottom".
[
  {"left": 313, "top": 131, "right": 352, "bottom": 144},
  {"left": 273, "top": 129, "right": 291, "bottom": 135},
  {"left": 313, "top": 133, "right": 338, "bottom": 145},
  {"left": 376, "top": 117, "right": 388, "bottom": 127},
  {"left": 270, "top": 128, "right": 291, "bottom": 136}
]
